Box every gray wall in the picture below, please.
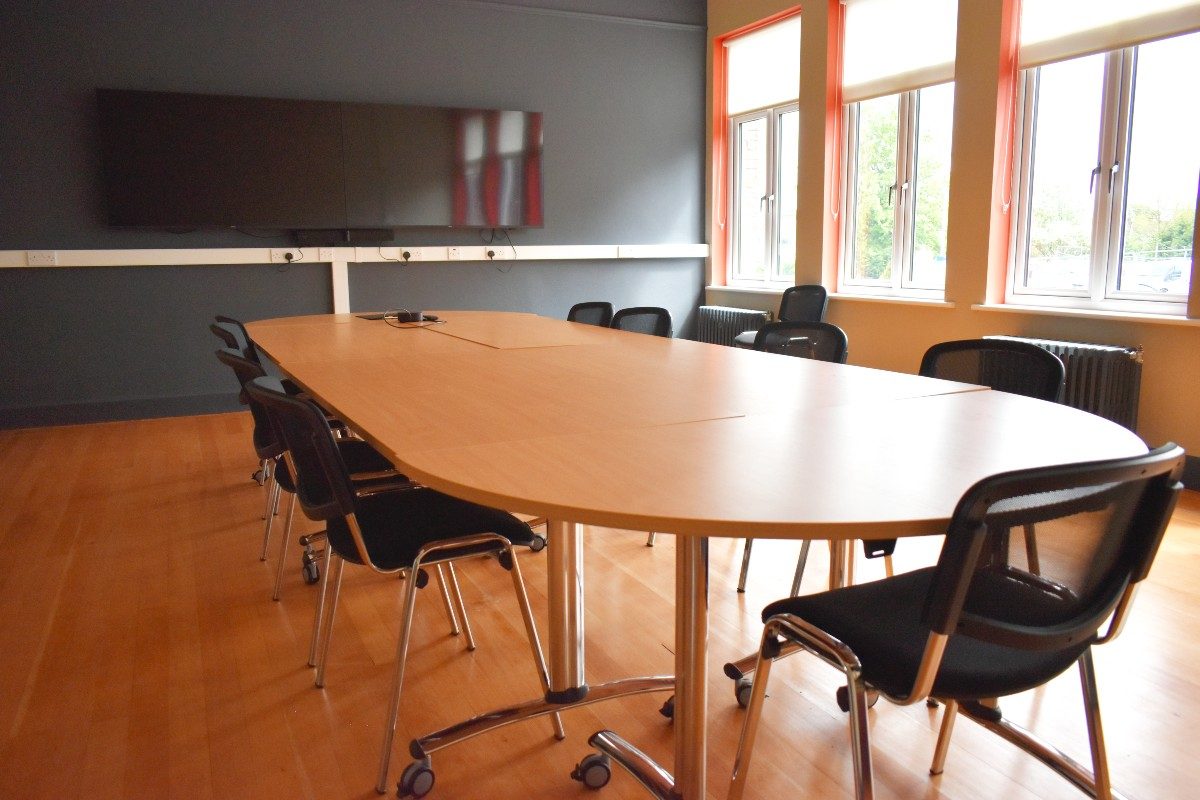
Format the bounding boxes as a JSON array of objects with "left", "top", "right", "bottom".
[{"left": 0, "top": 0, "right": 707, "bottom": 425}]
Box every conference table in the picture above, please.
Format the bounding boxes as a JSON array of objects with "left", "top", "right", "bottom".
[{"left": 246, "top": 310, "right": 1146, "bottom": 799}]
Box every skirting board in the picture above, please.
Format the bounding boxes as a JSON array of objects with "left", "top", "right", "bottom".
[{"left": 0, "top": 393, "right": 241, "bottom": 430}]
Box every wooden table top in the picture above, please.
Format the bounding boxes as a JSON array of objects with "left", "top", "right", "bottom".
[{"left": 247, "top": 312, "right": 1147, "bottom": 540}]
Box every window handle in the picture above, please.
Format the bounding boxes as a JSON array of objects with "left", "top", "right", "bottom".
[
  {"left": 1089, "top": 162, "right": 1102, "bottom": 194},
  {"left": 887, "top": 183, "right": 898, "bottom": 207},
  {"left": 1107, "top": 162, "right": 1121, "bottom": 192},
  {"left": 760, "top": 193, "right": 774, "bottom": 210}
]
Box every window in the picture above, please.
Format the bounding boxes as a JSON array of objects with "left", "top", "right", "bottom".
[
  {"left": 841, "top": 83, "right": 953, "bottom": 294},
  {"left": 837, "top": 0, "right": 957, "bottom": 298},
  {"left": 724, "top": 14, "right": 800, "bottom": 286},
  {"left": 1008, "top": 2, "right": 1200, "bottom": 312}
]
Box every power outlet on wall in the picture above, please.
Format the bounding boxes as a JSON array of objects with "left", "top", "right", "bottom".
[
  {"left": 27, "top": 251, "right": 58, "bottom": 266},
  {"left": 270, "top": 248, "right": 300, "bottom": 264},
  {"left": 318, "top": 247, "right": 334, "bottom": 262}
]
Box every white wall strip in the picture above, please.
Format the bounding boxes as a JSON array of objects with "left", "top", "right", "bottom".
[{"left": 0, "top": 243, "right": 708, "bottom": 269}]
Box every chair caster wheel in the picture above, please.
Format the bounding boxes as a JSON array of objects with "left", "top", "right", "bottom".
[
  {"left": 570, "top": 753, "right": 611, "bottom": 790},
  {"left": 252, "top": 468, "right": 266, "bottom": 485},
  {"left": 659, "top": 696, "right": 674, "bottom": 719},
  {"left": 528, "top": 534, "right": 546, "bottom": 552},
  {"left": 301, "top": 553, "right": 320, "bottom": 585},
  {"left": 836, "top": 685, "right": 880, "bottom": 712},
  {"left": 734, "top": 676, "right": 754, "bottom": 708},
  {"left": 397, "top": 759, "right": 435, "bottom": 798}
]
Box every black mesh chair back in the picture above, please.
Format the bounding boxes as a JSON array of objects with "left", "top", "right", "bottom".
[
  {"left": 920, "top": 338, "right": 1065, "bottom": 401},
  {"left": 922, "top": 444, "right": 1182, "bottom": 684},
  {"left": 246, "top": 376, "right": 355, "bottom": 526},
  {"left": 210, "top": 322, "right": 241, "bottom": 351},
  {"left": 567, "top": 301, "right": 614, "bottom": 327},
  {"left": 611, "top": 306, "right": 672, "bottom": 338},
  {"left": 778, "top": 284, "right": 828, "bottom": 323},
  {"left": 215, "top": 315, "right": 260, "bottom": 363},
  {"left": 752, "top": 320, "right": 848, "bottom": 363},
  {"left": 215, "top": 348, "right": 281, "bottom": 459}
]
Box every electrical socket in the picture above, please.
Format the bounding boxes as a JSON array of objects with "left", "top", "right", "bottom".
[
  {"left": 270, "top": 248, "right": 299, "bottom": 264},
  {"left": 395, "top": 246, "right": 421, "bottom": 262},
  {"left": 318, "top": 247, "right": 334, "bottom": 262},
  {"left": 26, "top": 250, "right": 58, "bottom": 266},
  {"left": 446, "top": 246, "right": 465, "bottom": 261},
  {"left": 486, "top": 247, "right": 515, "bottom": 261}
]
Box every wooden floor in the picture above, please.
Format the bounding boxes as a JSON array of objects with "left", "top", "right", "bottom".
[{"left": 0, "top": 412, "right": 1196, "bottom": 799}]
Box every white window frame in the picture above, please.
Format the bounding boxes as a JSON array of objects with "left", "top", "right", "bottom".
[
  {"left": 728, "top": 101, "right": 798, "bottom": 287},
  {"left": 838, "top": 88, "right": 948, "bottom": 299},
  {"left": 1007, "top": 43, "right": 1192, "bottom": 314}
]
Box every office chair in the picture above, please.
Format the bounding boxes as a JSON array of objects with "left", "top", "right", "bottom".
[
  {"left": 732, "top": 284, "right": 828, "bottom": 348},
  {"left": 871, "top": 338, "right": 1068, "bottom": 573},
  {"left": 728, "top": 443, "right": 1184, "bottom": 800},
  {"left": 568, "top": 301, "right": 614, "bottom": 327},
  {"left": 611, "top": 306, "right": 673, "bottom": 338},
  {"left": 244, "top": 376, "right": 564, "bottom": 796},
  {"left": 214, "top": 348, "right": 398, "bottom": 598},
  {"left": 736, "top": 321, "right": 850, "bottom": 593}
]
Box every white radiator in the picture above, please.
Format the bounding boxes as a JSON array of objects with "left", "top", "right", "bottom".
[
  {"left": 696, "top": 306, "right": 769, "bottom": 347},
  {"left": 987, "top": 335, "right": 1142, "bottom": 430}
]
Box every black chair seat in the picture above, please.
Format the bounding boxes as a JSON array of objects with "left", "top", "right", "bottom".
[
  {"left": 764, "top": 567, "right": 1092, "bottom": 700},
  {"left": 327, "top": 488, "right": 535, "bottom": 570}
]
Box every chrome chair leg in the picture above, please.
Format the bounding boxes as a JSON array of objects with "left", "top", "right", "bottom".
[
  {"left": 260, "top": 466, "right": 280, "bottom": 560},
  {"left": 308, "top": 541, "right": 333, "bottom": 667},
  {"left": 271, "top": 492, "right": 297, "bottom": 601},
  {"left": 314, "top": 554, "right": 346, "bottom": 688},
  {"left": 504, "top": 544, "right": 566, "bottom": 740},
  {"left": 445, "top": 562, "right": 476, "bottom": 651},
  {"left": 789, "top": 540, "right": 812, "bottom": 596},
  {"left": 727, "top": 640, "right": 776, "bottom": 800},
  {"left": 259, "top": 458, "right": 273, "bottom": 516},
  {"left": 730, "top": 615, "right": 875, "bottom": 800},
  {"left": 646, "top": 532, "right": 656, "bottom": 546},
  {"left": 1079, "top": 650, "right": 1113, "bottom": 800},
  {"left": 844, "top": 667, "right": 875, "bottom": 800},
  {"left": 737, "top": 538, "right": 753, "bottom": 592},
  {"left": 929, "top": 699, "right": 959, "bottom": 774},
  {"left": 434, "top": 564, "right": 462, "bottom": 636},
  {"left": 376, "top": 556, "right": 425, "bottom": 794}
]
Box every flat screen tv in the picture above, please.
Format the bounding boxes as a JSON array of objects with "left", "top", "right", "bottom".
[{"left": 96, "top": 89, "right": 544, "bottom": 238}]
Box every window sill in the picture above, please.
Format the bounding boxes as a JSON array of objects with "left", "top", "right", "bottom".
[
  {"left": 972, "top": 303, "right": 1200, "bottom": 327},
  {"left": 709, "top": 284, "right": 789, "bottom": 295},
  {"left": 829, "top": 293, "right": 955, "bottom": 309}
]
